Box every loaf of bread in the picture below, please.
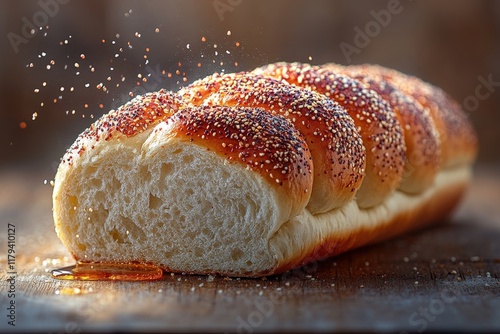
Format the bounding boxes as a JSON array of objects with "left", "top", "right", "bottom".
[{"left": 52, "top": 63, "right": 477, "bottom": 277}]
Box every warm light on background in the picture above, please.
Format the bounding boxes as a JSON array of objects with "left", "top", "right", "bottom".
[
  {"left": 1, "top": 0, "right": 499, "bottom": 175},
  {"left": 0, "top": 2, "right": 499, "bottom": 333}
]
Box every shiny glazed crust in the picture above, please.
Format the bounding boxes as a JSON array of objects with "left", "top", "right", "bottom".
[
  {"left": 346, "top": 64, "right": 478, "bottom": 168},
  {"left": 253, "top": 63, "right": 406, "bottom": 208}
]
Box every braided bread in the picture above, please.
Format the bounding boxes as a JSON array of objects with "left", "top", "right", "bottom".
[{"left": 52, "top": 63, "right": 477, "bottom": 276}]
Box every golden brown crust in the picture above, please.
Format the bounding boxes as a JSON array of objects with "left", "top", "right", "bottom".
[
  {"left": 348, "top": 64, "right": 478, "bottom": 168},
  {"left": 272, "top": 168, "right": 470, "bottom": 276},
  {"left": 332, "top": 64, "right": 442, "bottom": 193},
  {"left": 167, "top": 105, "right": 314, "bottom": 206},
  {"left": 254, "top": 62, "right": 406, "bottom": 208},
  {"left": 181, "top": 72, "right": 366, "bottom": 214}
]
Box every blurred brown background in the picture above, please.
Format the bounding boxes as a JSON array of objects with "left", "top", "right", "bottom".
[{"left": 1, "top": 0, "right": 499, "bottom": 178}]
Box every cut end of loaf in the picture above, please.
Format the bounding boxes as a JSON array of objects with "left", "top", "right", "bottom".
[
  {"left": 53, "top": 105, "right": 315, "bottom": 276},
  {"left": 53, "top": 137, "right": 291, "bottom": 275}
]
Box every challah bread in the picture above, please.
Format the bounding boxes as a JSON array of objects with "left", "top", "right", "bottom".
[
  {"left": 253, "top": 63, "right": 406, "bottom": 208},
  {"left": 179, "top": 73, "right": 366, "bottom": 214},
  {"left": 53, "top": 63, "right": 477, "bottom": 277}
]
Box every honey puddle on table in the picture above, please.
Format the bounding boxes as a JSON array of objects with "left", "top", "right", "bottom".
[{"left": 51, "top": 262, "right": 163, "bottom": 281}]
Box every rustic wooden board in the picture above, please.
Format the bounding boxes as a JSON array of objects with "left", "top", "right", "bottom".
[{"left": 1, "top": 166, "right": 499, "bottom": 333}]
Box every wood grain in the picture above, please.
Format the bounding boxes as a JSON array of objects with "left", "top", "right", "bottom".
[{"left": 1, "top": 166, "right": 499, "bottom": 333}]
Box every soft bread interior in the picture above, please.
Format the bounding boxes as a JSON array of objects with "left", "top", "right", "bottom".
[{"left": 53, "top": 123, "right": 298, "bottom": 275}]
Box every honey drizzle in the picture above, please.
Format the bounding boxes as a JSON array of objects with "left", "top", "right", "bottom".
[{"left": 51, "top": 262, "right": 163, "bottom": 281}]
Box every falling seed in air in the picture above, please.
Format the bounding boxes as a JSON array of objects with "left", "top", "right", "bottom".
[
  {"left": 32, "top": 112, "right": 38, "bottom": 120},
  {"left": 201, "top": 36, "right": 206, "bottom": 42},
  {"left": 227, "top": 30, "right": 231, "bottom": 36},
  {"left": 155, "top": 28, "right": 160, "bottom": 33},
  {"left": 186, "top": 44, "right": 190, "bottom": 49},
  {"left": 42, "top": 82, "right": 47, "bottom": 87},
  {"left": 135, "top": 32, "right": 141, "bottom": 38},
  {"left": 34, "top": 89, "right": 39, "bottom": 93},
  {"left": 19, "top": 122, "right": 27, "bottom": 129}
]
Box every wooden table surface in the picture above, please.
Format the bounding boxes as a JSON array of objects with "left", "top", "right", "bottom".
[{"left": 1, "top": 165, "right": 499, "bottom": 333}]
